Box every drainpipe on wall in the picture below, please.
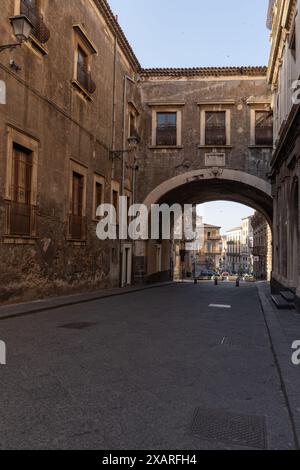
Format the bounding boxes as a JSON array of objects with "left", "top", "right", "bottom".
[{"left": 119, "top": 74, "right": 136, "bottom": 287}]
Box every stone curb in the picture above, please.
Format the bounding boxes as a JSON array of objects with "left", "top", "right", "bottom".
[
  {"left": 256, "top": 283, "right": 300, "bottom": 450},
  {"left": 0, "top": 282, "right": 175, "bottom": 321}
]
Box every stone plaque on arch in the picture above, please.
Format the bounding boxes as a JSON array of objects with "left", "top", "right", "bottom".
[{"left": 205, "top": 153, "right": 226, "bottom": 167}]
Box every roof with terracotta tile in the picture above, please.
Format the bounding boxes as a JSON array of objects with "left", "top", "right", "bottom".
[{"left": 140, "top": 66, "right": 268, "bottom": 78}]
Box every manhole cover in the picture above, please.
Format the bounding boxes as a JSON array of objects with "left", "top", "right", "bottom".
[
  {"left": 190, "top": 408, "right": 267, "bottom": 449},
  {"left": 59, "top": 322, "right": 97, "bottom": 330}
]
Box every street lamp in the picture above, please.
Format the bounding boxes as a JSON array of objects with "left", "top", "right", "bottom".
[
  {"left": 110, "top": 133, "right": 139, "bottom": 161},
  {"left": 0, "top": 15, "right": 33, "bottom": 53}
]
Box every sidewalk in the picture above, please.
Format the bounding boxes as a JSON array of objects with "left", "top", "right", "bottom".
[
  {"left": 256, "top": 282, "right": 300, "bottom": 449},
  {"left": 0, "top": 282, "right": 174, "bottom": 321}
]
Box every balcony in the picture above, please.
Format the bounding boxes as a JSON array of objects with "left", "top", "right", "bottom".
[
  {"left": 5, "top": 201, "right": 36, "bottom": 237},
  {"left": 68, "top": 214, "right": 87, "bottom": 241},
  {"left": 20, "top": 0, "right": 50, "bottom": 44},
  {"left": 77, "top": 64, "right": 96, "bottom": 95}
]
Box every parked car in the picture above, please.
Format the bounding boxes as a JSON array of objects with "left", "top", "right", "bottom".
[
  {"left": 194, "top": 269, "right": 217, "bottom": 280},
  {"left": 213, "top": 274, "right": 225, "bottom": 281},
  {"left": 243, "top": 274, "right": 256, "bottom": 282},
  {"left": 221, "top": 271, "right": 230, "bottom": 281}
]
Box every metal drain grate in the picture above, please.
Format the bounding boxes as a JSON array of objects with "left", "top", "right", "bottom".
[
  {"left": 59, "top": 321, "right": 97, "bottom": 330},
  {"left": 221, "top": 337, "right": 253, "bottom": 350},
  {"left": 190, "top": 408, "right": 267, "bottom": 449}
]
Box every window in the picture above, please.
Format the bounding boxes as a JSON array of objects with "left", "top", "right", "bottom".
[
  {"left": 129, "top": 111, "right": 136, "bottom": 138},
  {"left": 150, "top": 105, "right": 183, "bottom": 148},
  {"left": 156, "top": 112, "right": 177, "bottom": 146},
  {"left": 69, "top": 172, "right": 85, "bottom": 240},
  {"left": 255, "top": 111, "right": 273, "bottom": 146},
  {"left": 76, "top": 46, "right": 91, "bottom": 91},
  {"left": 95, "top": 183, "right": 103, "bottom": 211},
  {"left": 20, "top": 0, "right": 50, "bottom": 45},
  {"left": 73, "top": 43, "right": 96, "bottom": 96},
  {"left": 93, "top": 175, "right": 105, "bottom": 220},
  {"left": 68, "top": 161, "right": 87, "bottom": 241},
  {"left": 207, "top": 242, "right": 212, "bottom": 253},
  {"left": 72, "top": 25, "right": 97, "bottom": 98},
  {"left": 70, "top": 172, "right": 85, "bottom": 240},
  {"left": 111, "top": 181, "right": 120, "bottom": 224},
  {"left": 5, "top": 128, "right": 38, "bottom": 240},
  {"left": 205, "top": 111, "right": 226, "bottom": 146},
  {"left": 9, "top": 145, "right": 33, "bottom": 236},
  {"left": 112, "top": 190, "right": 118, "bottom": 215}
]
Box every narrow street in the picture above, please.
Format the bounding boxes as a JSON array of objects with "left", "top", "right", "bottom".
[{"left": 0, "top": 282, "right": 299, "bottom": 450}]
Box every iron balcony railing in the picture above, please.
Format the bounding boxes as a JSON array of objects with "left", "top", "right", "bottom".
[
  {"left": 77, "top": 64, "right": 97, "bottom": 95},
  {"left": 68, "top": 214, "right": 87, "bottom": 241},
  {"left": 20, "top": 0, "right": 50, "bottom": 44},
  {"left": 6, "top": 201, "right": 36, "bottom": 237}
]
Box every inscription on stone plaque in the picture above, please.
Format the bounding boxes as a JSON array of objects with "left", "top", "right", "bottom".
[{"left": 205, "top": 153, "right": 226, "bottom": 167}]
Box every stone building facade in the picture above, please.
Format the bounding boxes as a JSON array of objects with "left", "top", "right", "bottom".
[
  {"left": 0, "top": 0, "right": 141, "bottom": 303},
  {"left": 135, "top": 69, "right": 273, "bottom": 284},
  {"left": 251, "top": 211, "right": 273, "bottom": 280},
  {"left": 0, "top": 0, "right": 276, "bottom": 304},
  {"left": 224, "top": 218, "right": 253, "bottom": 275},
  {"left": 267, "top": 0, "right": 300, "bottom": 310},
  {"left": 198, "top": 224, "right": 223, "bottom": 272}
]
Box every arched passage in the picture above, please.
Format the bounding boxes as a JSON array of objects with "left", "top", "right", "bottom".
[
  {"left": 134, "top": 169, "right": 273, "bottom": 283},
  {"left": 143, "top": 168, "right": 273, "bottom": 225}
]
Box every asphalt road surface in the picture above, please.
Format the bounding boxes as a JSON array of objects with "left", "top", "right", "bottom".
[{"left": 0, "top": 282, "right": 298, "bottom": 449}]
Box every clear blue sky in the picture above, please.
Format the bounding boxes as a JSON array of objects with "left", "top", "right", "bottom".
[
  {"left": 198, "top": 202, "right": 254, "bottom": 234},
  {"left": 108, "top": 1, "right": 268, "bottom": 229},
  {"left": 109, "top": 0, "right": 270, "bottom": 68}
]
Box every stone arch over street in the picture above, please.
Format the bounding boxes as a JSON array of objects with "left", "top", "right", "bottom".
[{"left": 134, "top": 168, "right": 273, "bottom": 283}]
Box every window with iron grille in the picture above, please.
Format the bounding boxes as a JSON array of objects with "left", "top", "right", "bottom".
[
  {"left": 205, "top": 111, "right": 226, "bottom": 146},
  {"left": 255, "top": 111, "right": 273, "bottom": 146},
  {"left": 156, "top": 112, "right": 177, "bottom": 146},
  {"left": 8, "top": 145, "right": 33, "bottom": 236},
  {"left": 20, "top": 0, "right": 50, "bottom": 44}
]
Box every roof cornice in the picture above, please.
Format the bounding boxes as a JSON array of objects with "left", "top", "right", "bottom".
[{"left": 140, "top": 66, "right": 268, "bottom": 79}]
